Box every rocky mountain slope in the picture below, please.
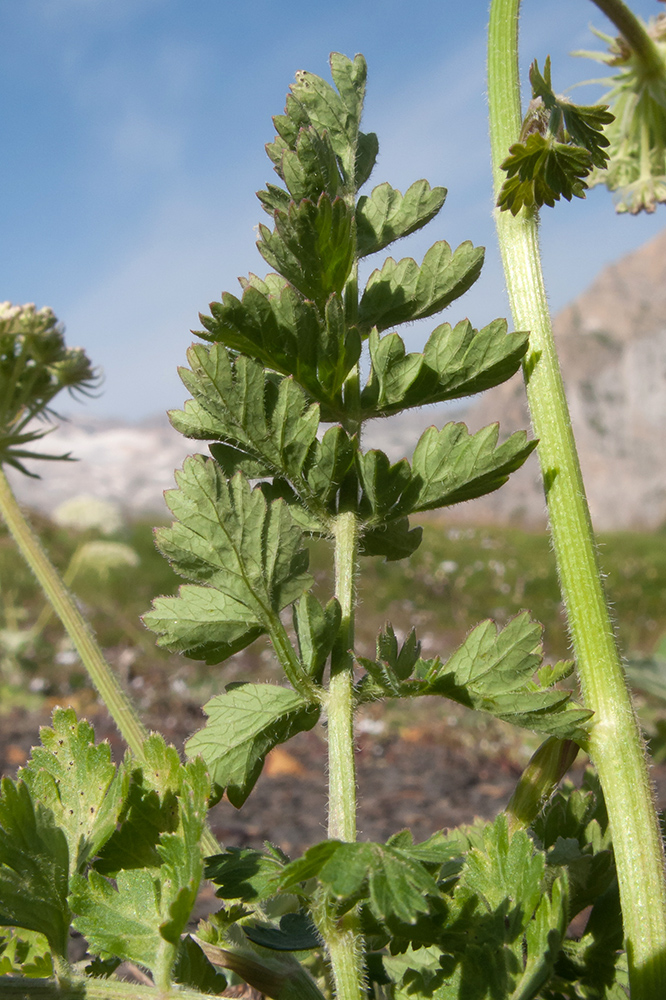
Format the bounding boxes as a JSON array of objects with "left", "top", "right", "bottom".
[
  {"left": 463, "top": 226, "right": 666, "bottom": 530},
  {"left": 8, "top": 227, "right": 666, "bottom": 530}
]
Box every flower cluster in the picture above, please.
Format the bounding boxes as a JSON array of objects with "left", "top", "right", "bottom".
[
  {"left": 0, "top": 302, "right": 98, "bottom": 475},
  {"left": 577, "top": 13, "right": 666, "bottom": 213}
]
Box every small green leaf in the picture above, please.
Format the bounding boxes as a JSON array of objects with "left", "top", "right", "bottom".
[
  {"left": 0, "top": 778, "right": 70, "bottom": 957},
  {"left": 257, "top": 195, "right": 355, "bottom": 309},
  {"left": 205, "top": 846, "right": 286, "bottom": 902},
  {"left": 198, "top": 280, "right": 360, "bottom": 411},
  {"left": 72, "top": 750, "right": 208, "bottom": 988},
  {"left": 186, "top": 683, "right": 321, "bottom": 807},
  {"left": 417, "top": 614, "right": 592, "bottom": 739},
  {"left": 19, "top": 707, "right": 129, "bottom": 877},
  {"left": 243, "top": 912, "right": 321, "bottom": 952},
  {"left": 358, "top": 240, "right": 484, "bottom": 334},
  {"left": 356, "top": 180, "right": 447, "bottom": 257},
  {"left": 144, "top": 586, "right": 264, "bottom": 665},
  {"left": 359, "top": 517, "right": 423, "bottom": 562},
  {"left": 360, "top": 319, "right": 529, "bottom": 418},
  {"left": 173, "top": 935, "right": 228, "bottom": 995},
  {"left": 145, "top": 462, "right": 311, "bottom": 660},
  {"left": 171, "top": 346, "right": 321, "bottom": 484},
  {"left": 293, "top": 593, "right": 341, "bottom": 683},
  {"left": 290, "top": 54, "right": 367, "bottom": 182},
  {"left": 279, "top": 840, "right": 440, "bottom": 927},
  {"left": 408, "top": 422, "right": 538, "bottom": 511},
  {"left": 0, "top": 928, "right": 53, "bottom": 978},
  {"left": 498, "top": 132, "right": 593, "bottom": 214}
]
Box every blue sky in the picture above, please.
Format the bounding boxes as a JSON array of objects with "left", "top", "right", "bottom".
[{"left": 2, "top": 0, "right": 665, "bottom": 420}]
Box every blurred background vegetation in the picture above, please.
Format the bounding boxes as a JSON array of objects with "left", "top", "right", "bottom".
[{"left": 2, "top": 501, "right": 665, "bottom": 765}]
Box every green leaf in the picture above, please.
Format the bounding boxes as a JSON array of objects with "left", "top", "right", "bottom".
[
  {"left": 185, "top": 683, "right": 320, "bottom": 807},
  {"left": 0, "top": 928, "right": 53, "bottom": 978},
  {"left": 356, "top": 180, "right": 447, "bottom": 258},
  {"left": 358, "top": 240, "right": 484, "bottom": 334},
  {"left": 243, "top": 912, "right": 321, "bottom": 952},
  {"left": 144, "top": 586, "right": 264, "bottom": 665},
  {"left": 359, "top": 517, "right": 423, "bottom": 562},
  {"left": 0, "top": 778, "right": 70, "bottom": 957},
  {"left": 197, "top": 280, "right": 360, "bottom": 411},
  {"left": 95, "top": 736, "right": 204, "bottom": 878},
  {"left": 498, "top": 132, "right": 593, "bottom": 214},
  {"left": 278, "top": 840, "right": 440, "bottom": 926},
  {"left": 289, "top": 53, "right": 367, "bottom": 182},
  {"left": 19, "top": 707, "right": 129, "bottom": 877},
  {"left": 171, "top": 346, "right": 320, "bottom": 482},
  {"left": 360, "top": 319, "right": 529, "bottom": 418},
  {"left": 257, "top": 194, "right": 355, "bottom": 309},
  {"left": 530, "top": 57, "right": 611, "bottom": 168},
  {"left": 205, "top": 846, "right": 286, "bottom": 902},
  {"left": 408, "top": 422, "right": 538, "bottom": 511},
  {"left": 358, "top": 614, "right": 591, "bottom": 739},
  {"left": 144, "top": 461, "right": 312, "bottom": 661},
  {"left": 173, "top": 935, "right": 228, "bottom": 995},
  {"left": 417, "top": 614, "right": 592, "bottom": 739},
  {"left": 353, "top": 424, "right": 537, "bottom": 535},
  {"left": 71, "top": 868, "right": 171, "bottom": 972},
  {"left": 293, "top": 593, "right": 341, "bottom": 683},
  {"left": 276, "top": 127, "right": 342, "bottom": 203},
  {"left": 72, "top": 751, "right": 208, "bottom": 988}
]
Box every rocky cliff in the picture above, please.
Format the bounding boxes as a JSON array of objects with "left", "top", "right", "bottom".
[{"left": 462, "top": 226, "right": 666, "bottom": 530}]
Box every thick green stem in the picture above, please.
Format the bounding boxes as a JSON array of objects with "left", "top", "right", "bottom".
[
  {"left": 323, "top": 508, "right": 364, "bottom": 1000},
  {"left": 487, "top": 4, "right": 666, "bottom": 996},
  {"left": 0, "top": 467, "right": 220, "bottom": 858}
]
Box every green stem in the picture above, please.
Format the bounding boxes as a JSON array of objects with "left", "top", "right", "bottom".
[
  {"left": 0, "top": 976, "right": 209, "bottom": 1000},
  {"left": 0, "top": 466, "right": 220, "bottom": 859},
  {"left": 323, "top": 508, "right": 364, "bottom": 1000},
  {"left": 0, "top": 467, "right": 149, "bottom": 754},
  {"left": 487, "top": 4, "right": 666, "bottom": 996},
  {"left": 327, "top": 509, "right": 359, "bottom": 843},
  {"left": 590, "top": 0, "right": 664, "bottom": 71}
]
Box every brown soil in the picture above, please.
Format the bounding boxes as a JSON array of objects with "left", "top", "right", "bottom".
[{"left": 4, "top": 695, "right": 666, "bottom": 856}]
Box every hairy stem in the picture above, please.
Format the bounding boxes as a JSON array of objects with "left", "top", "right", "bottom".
[
  {"left": 0, "top": 467, "right": 149, "bottom": 753},
  {"left": 487, "top": 3, "right": 666, "bottom": 995},
  {"left": 328, "top": 509, "right": 359, "bottom": 843},
  {"left": 0, "top": 467, "right": 220, "bottom": 858},
  {"left": 323, "top": 508, "right": 364, "bottom": 1000}
]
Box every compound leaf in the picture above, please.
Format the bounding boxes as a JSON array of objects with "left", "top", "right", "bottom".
[
  {"left": 186, "top": 683, "right": 320, "bottom": 807},
  {"left": 358, "top": 240, "right": 484, "bottom": 334},
  {"left": 356, "top": 180, "right": 447, "bottom": 258}
]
